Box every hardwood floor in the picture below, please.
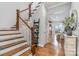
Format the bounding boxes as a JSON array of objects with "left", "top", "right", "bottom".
[{"left": 35, "top": 39, "right": 64, "bottom": 56}]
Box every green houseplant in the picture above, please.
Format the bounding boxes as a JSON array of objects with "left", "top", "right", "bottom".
[{"left": 63, "top": 13, "right": 76, "bottom": 36}]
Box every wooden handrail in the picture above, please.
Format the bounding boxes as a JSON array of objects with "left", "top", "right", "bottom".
[
  {"left": 19, "top": 2, "right": 33, "bottom": 13},
  {"left": 19, "top": 16, "right": 31, "bottom": 30},
  {"left": 20, "top": 8, "right": 29, "bottom": 13},
  {"left": 38, "top": 2, "right": 41, "bottom": 4}
]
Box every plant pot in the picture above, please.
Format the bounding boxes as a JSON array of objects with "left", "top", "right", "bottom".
[{"left": 65, "top": 26, "right": 72, "bottom": 36}]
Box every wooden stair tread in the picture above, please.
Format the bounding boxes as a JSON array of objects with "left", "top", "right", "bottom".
[
  {"left": 0, "top": 29, "right": 19, "bottom": 32},
  {"left": 0, "top": 34, "right": 23, "bottom": 40},
  {"left": 1, "top": 44, "right": 29, "bottom": 56},
  {"left": 0, "top": 36, "right": 24, "bottom": 42},
  {"left": 0, "top": 27, "right": 16, "bottom": 30},
  {"left": 0, "top": 33, "right": 21, "bottom": 36},
  {"left": 20, "top": 49, "right": 31, "bottom": 56},
  {"left": 0, "top": 40, "right": 26, "bottom": 50},
  {"left": 11, "top": 27, "right": 16, "bottom": 28},
  {"left": 0, "top": 29, "right": 17, "bottom": 31}
]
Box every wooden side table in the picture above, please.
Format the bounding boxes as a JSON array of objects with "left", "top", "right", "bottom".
[{"left": 64, "top": 35, "right": 77, "bottom": 56}]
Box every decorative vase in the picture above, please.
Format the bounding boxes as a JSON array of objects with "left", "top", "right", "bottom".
[{"left": 65, "top": 26, "right": 72, "bottom": 36}]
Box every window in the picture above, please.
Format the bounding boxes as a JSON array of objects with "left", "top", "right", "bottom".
[{"left": 52, "top": 23, "right": 64, "bottom": 33}]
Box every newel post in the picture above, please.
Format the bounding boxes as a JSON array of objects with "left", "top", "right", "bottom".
[{"left": 16, "top": 9, "right": 20, "bottom": 30}]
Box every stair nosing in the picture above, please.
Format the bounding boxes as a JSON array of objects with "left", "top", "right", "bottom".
[
  {"left": 0, "top": 36, "right": 24, "bottom": 42},
  {"left": 0, "top": 30, "right": 17, "bottom": 31},
  {"left": 0, "top": 33, "right": 21, "bottom": 36},
  {"left": 11, "top": 27, "right": 16, "bottom": 28},
  {"left": 0, "top": 40, "right": 26, "bottom": 50}
]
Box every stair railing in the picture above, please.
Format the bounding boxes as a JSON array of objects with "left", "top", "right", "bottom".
[
  {"left": 16, "top": 2, "right": 35, "bottom": 55},
  {"left": 16, "top": 2, "right": 41, "bottom": 55},
  {"left": 16, "top": 2, "right": 33, "bottom": 30}
]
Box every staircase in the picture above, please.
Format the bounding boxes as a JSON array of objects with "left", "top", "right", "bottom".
[
  {"left": 0, "top": 27, "right": 31, "bottom": 56},
  {"left": 0, "top": 2, "right": 36, "bottom": 56}
]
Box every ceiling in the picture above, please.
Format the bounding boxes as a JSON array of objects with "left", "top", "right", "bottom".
[
  {"left": 45, "top": 2, "right": 63, "bottom": 8},
  {"left": 45, "top": 2, "right": 72, "bottom": 22}
]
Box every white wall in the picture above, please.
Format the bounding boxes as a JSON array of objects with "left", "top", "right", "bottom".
[
  {"left": 31, "top": 3, "right": 48, "bottom": 47},
  {"left": 71, "top": 2, "right": 79, "bottom": 56},
  {"left": 0, "top": 2, "right": 29, "bottom": 28},
  {"left": 38, "top": 3, "right": 48, "bottom": 47}
]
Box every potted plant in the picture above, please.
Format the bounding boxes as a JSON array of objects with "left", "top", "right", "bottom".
[{"left": 63, "top": 13, "right": 76, "bottom": 36}]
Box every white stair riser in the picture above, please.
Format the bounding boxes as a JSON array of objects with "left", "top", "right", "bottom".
[
  {"left": 0, "top": 34, "right": 23, "bottom": 40},
  {"left": 0, "top": 38, "right": 25, "bottom": 46},
  {"left": 0, "top": 31, "right": 20, "bottom": 34}
]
